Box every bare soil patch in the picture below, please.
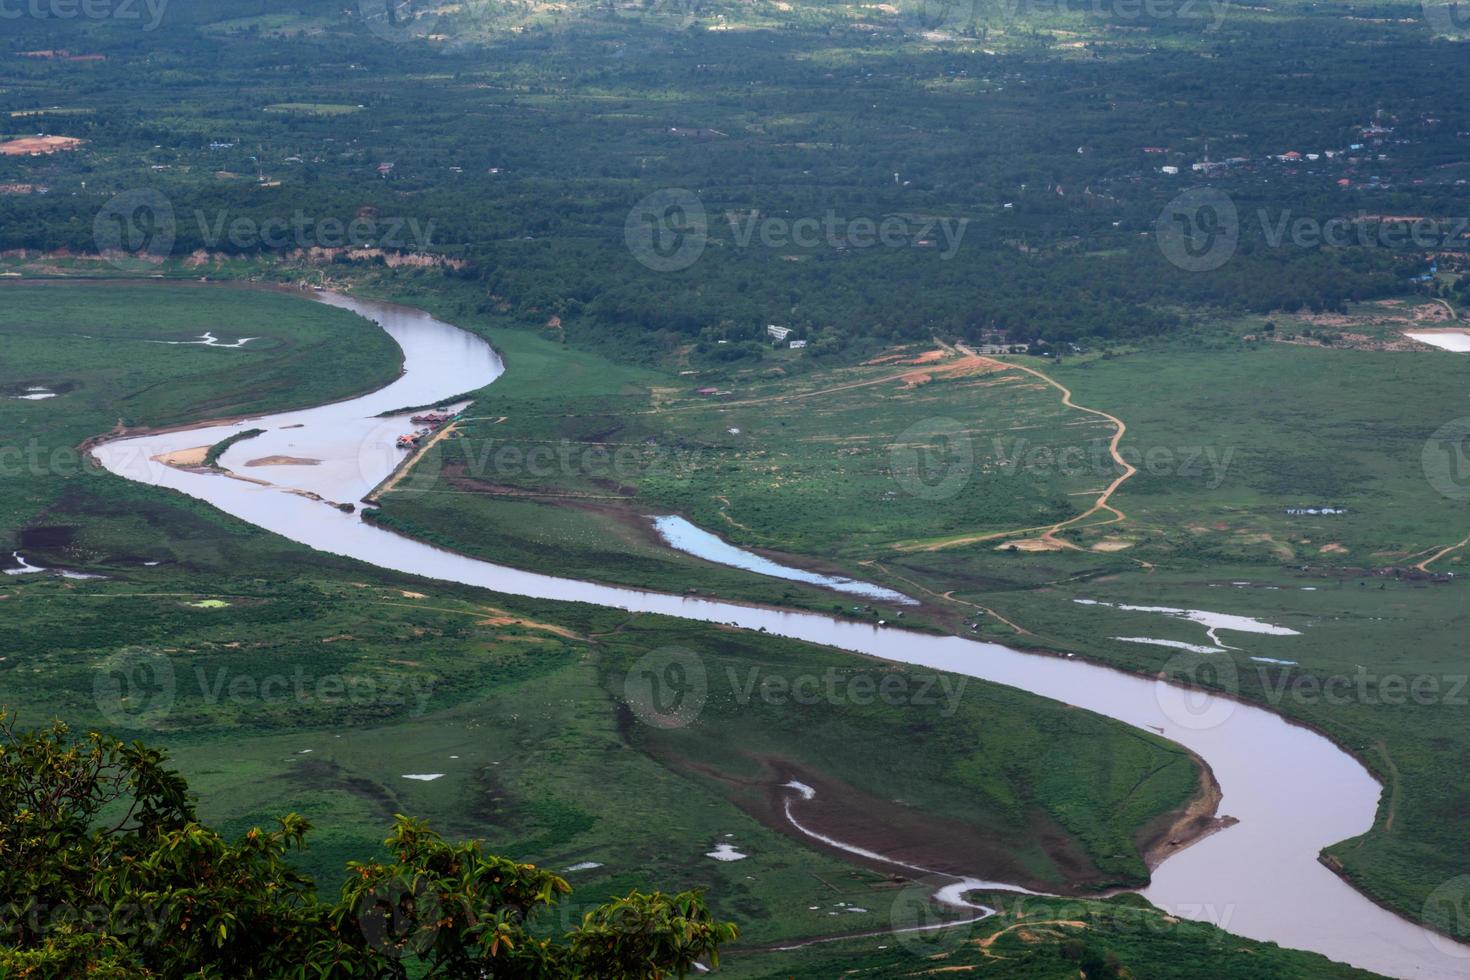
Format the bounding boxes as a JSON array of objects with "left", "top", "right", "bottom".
[
  {"left": 245, "top": 455, "right": 322, "bottom": 467},
  {"left": 731, "top": 759, "right": 1112, "bottom": 893},
  {"left": 152, "top": 445, "right": 212, "bottom": 468},
  {"left": 997, "top": 538, "right": 1066, "bottom": 552},
  {"left": 0, "top": 135, "right": 83, "bottom": 156},
  {"left": 1140, "top": 760, "right": 1236, "bottom": 869}
]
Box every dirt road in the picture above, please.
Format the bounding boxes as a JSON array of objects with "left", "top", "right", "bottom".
[{"left": 898, "top": 355, "right": 1136, "bottom": 552}]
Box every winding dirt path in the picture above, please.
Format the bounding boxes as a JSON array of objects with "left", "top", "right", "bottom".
[
  {"left": 897, "top": 357, "right": 1137, "bottom": 553},
  {"left": 1414, "top": 530, "right": 1470, "bottom": 572}
]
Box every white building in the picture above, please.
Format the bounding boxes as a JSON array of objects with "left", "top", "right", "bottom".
[{"left": 767, "top": 324, "right": 792, "bottom": 341}]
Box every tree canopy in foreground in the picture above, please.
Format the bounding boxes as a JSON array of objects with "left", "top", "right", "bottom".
[{"left": 0, "top": 715, "right": 736, "bottom": 978}]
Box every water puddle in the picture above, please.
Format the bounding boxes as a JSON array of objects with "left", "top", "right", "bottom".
[
  {"left": 1076, "top": 599, "right": 1299, "bottom": 649},
  {"left": 705, "top": 842, "right": 748, "bottom": 862},
  {"left": 1114, "top": 637, "right": 1224, "bottom": 654},
  {"left": 1405, "top": 329, "right": 1470, "bottom": 352},
  {"left": 149, "top": 331, "right": 257, "bottom": 348},
  {"left": 13, "top": 386, "right": 57, "bottom": 400},
  {"left": 652, "top": 516, "right": 915, "bottom": 605},
  {"left": 3, "top": 552, "right": 46, "bottom": 575},
  {"left": 2, "top": 551, "right": 103, "bottom": 580}
]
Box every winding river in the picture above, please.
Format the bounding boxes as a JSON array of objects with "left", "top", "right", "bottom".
[{"left": 90, "top": 290, "right": 1468, "bottom": 978}]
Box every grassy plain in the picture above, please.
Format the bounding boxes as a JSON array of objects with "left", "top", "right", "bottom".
[
  {"left": 0, "top": 281, "right": 1224, "bottom": 967},
  {"left": 364, "top": 288, "right": 1470, "bottom": 942},
  {"left": 727, "top": 892, "right": 1381, "bottom": 978}
]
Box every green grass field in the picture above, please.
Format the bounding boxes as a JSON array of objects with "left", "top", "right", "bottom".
[
  {"left": 357, "top": 285, "right": 1470, "bottom": 944},
  {"left": 725, "top": 892, "right": 1381, "bottom": 977},
  {"left": 0, "top": 280, "right": 1229, "bottom": 969}
]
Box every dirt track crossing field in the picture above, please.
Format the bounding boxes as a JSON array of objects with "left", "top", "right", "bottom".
[{"left": 894, "top": 355, "right": 1137, "bottom": 553}]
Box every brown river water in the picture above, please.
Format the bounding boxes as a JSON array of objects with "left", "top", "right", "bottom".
[{"left": 88, "top": 289, "right": 1469, "bottom": 978}]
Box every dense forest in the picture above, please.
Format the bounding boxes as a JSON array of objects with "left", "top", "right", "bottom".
[{"left": 0, "top": 0, "right": 1465, "bottom": 354}]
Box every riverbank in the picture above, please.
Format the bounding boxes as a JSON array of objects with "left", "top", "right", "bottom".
[{"left": 54, "top": 281, "right": 1466, "bottom": 976}]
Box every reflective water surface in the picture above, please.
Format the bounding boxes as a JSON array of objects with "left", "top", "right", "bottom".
[{"left": 90, "top": 289, "right": 1469, "bottom": 978}]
